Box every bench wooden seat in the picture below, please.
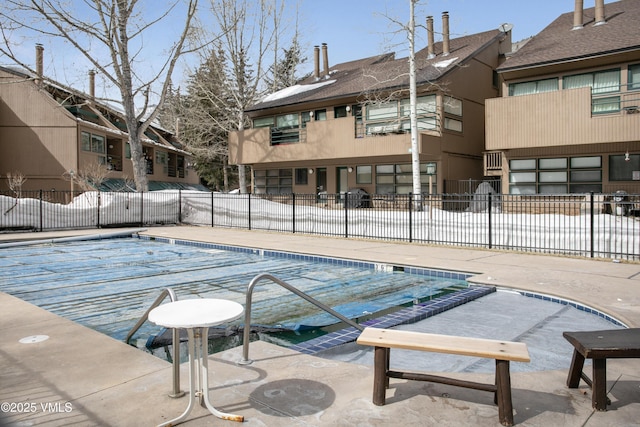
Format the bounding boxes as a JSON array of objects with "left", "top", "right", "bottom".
[
  {"left": 356, "top": 327, "right": 530, "bottom": 426},
  {"left": 563, "top": 328, "right": 640, "bottom": 411}
]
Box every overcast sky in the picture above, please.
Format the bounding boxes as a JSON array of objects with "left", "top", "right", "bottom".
[{"left": 1, "top": 0, "right": 587, "bottom": 99}]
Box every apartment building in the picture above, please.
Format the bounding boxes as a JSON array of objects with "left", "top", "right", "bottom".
[
  {"left": 485, "top": 0, "right": 640, "bottom": 195},
  {"left": 0, "top": 45, "right": 202, "bottom": 193},
  {"left": 229, "top": 13, "right": 512, "bottom": 196}
]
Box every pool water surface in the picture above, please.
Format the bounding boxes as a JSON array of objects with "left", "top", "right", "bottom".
[{"left": 0, "top": 236, "right": 470, "bottom": 350}]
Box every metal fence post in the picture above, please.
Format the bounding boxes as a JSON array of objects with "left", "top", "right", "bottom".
[
  {"left": 211, "top": 191, "right": 219, "bottom": 227},
  {"left": 140, "top": 191, "right": 144, "bottom": 226},
  {"left": 97, "top": 191, "right": 101, "bottom": 228},
  {"left": 409, "top": 193, "right": 413, "bottom": 243},
  {"left": 178, "top": 189, "right": 182, "bottom": 223},
  {"left": 488, "top": 193, "right": 493, "bottom": 249},
  {"left": 590, "top": 191, "right": 595, "bottom": 258},
  {"left": 344, "top": 192, "right": 349, "bottom": 238},
  {"left": 248, "top": 193, "right": 252, "bottom": 230},
  {"left": 39, "top": 189, "right": 43, "bottom": 232},
  {"left": 292, "top": 193, "right": 296, "bottom": 234}
]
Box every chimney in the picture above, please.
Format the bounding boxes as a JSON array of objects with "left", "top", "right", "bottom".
[
  {"left": 35, "top": 44, "right": 44, "bottom": 83},
  {"left": 442, "top": 12, "right": 450, "bottom": 56},
  {"left": 573, "top": 0, "right": 584, "bottom": 29},
  {"left": 594, "top": 0, "right": 606, "bottom": 25},
  {"left": 313, "top": 45, "right": 320, "bottom": 80},
  {"left": 88, "top": 69, "right": 95, "bottom": 100},
  {"left": 321, "top": 43, "right": 329, "bottom": 78},
  {"left": 426, "top": 16, "right": 435, "bottom": 58}
]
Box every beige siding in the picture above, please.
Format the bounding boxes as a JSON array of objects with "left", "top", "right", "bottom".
[
  {"left": 230, "top": 118, "right": 413, "bottom": 165},
  {"left": 0, "top": 74, "right": 78, "bottom": 187},
  {"left": 486, "top": 87, "right": 640, "bottom": 150}
]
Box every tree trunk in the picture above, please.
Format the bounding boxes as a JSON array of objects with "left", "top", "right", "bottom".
[{"left": 223, "top": 157, "right": 229, "bottom": 192}]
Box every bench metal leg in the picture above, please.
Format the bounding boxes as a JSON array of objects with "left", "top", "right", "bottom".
[
  {"left": 592, "top": 358, "right": 607, "bottom": 411},
  {"left": 495, "top": 359, "right": 514, "bottom": 427},
  {"left": 567, "top": 349, "right": 585, "bottom": 388},
  {"left": 373, "top": 346, "right": 388, "bottom": 406}
]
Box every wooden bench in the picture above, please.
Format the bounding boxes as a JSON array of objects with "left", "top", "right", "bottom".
[
  {"left": 356, "top": 327, "right": 531, "bottom": 426},
  {"left": 563, "top": 328, "right": 640, "bottom": 411}
]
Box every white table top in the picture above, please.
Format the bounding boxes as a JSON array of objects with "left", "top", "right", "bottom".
[{"left": 148, "top": 299, "right": 244, "bottom": 329}]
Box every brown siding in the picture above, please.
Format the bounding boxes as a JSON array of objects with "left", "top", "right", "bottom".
[
  {"left": 486, "top": 87, "right": 640, "bottom": 150},
  {"left": 0, "top": 73, "right": 78, "bottom": 189},
  {"left": 230, "top": 118, "right": 413, "bottom": 165}
]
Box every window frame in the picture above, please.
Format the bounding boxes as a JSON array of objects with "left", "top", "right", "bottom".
[
  {"left": 508, "top": 78, "right": 559, "bottom": 96},
  {"left": 629, "top": 64, "right": 640, "bottom": 91},
  {"left": 509, "top": 156, "right": 602, "bottom": 194}
]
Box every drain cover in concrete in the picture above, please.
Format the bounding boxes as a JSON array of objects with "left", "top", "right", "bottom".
[{"left": 19, "top": 335, "right": 49, "bottom": 344}]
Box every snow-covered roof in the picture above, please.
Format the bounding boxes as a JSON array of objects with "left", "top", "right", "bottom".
[
  {"left": 247, "top": 29, "right": 502, "bottom": 113},
  {"left": 261, "top": 80, "right": 336, "bottom": 103}
]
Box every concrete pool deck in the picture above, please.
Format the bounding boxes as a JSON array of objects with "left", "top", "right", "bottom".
[{"left": 1, "top": 225, "right": 639, "bottom": 426}]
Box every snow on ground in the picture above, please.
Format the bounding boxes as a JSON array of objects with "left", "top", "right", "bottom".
[{"left": 1, "top": 191, "right": 638, "bottom": 259}]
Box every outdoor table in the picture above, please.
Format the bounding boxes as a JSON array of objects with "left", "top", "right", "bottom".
[
  {"left": 563, "top": 328, "right": 640, "bottom": 411},
  {"left": 149, "top": 298, "right": 245, "bottom": 427}
]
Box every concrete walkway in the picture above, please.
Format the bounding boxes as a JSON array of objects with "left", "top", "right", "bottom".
[{"left": 1, "top": 226, "right": 639, "bottom": 426}]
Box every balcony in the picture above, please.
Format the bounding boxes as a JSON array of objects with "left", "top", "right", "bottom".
[
  {"left": 486, "top": 87, "right": 640, "bottom": 151},
  {"left": 230, "top": 117, "right": 419, "bottom": 165}
]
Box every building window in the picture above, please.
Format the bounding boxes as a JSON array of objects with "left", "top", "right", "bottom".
[
  {"left": 564, "top": 69, "right": 620, "bottom": 114},
  {"left": 81, "top": 131, "right": 105, "bottom": 154},
  {"left": 444, "top": 118, "right": 463, "bottom": 132},
  {"left": 609, "top": 154, "right": 640, "bottom": 181},
  {"left": 334, "top": 106, "right": 348, "bottom": 118},
  {"left": 253, "top": 117, "right": 274, "bottom": 128},
  {"left": 400, "top": 95, "right": 438, "bottom": 132},
  {"left": 301, "top": 111, "right": 312, "bottom": 128},
  {"left": 295, "top": 168, "right": 308, "bottom": 185},
  {"left": 375, "top": 163, "right": 434, "bottom": 194},
  {"left": 271, "top": 113, "right": 300, "bottom": 145},
  {"left": 630, "top": 64, "right": 640, "bottom": 91},
  {"left": 509, "top": 78, "right": 558, "bottom": 96},
  {"left": 366, "top": 95, "right": 439, "bottom": 135},
  {"left": 443, "top": 96, "right": 462, "bottom": 116},
  {"left": 254, "top": 169, "right": 293, "bottom": 194},
  {"left": 564, "top": 69, "right": 620, "bottom": 94},
  {"left": 81, "top": 131, "right": 106, "bottom": 163},
  {"left": 156, "top": 151, "right": 168, "bottom": 174},
  {"left": 314, "top": 109, "right": 327, "bottom": 121},
  {"left": 356, "top": 166, "right": 372, "bottom": 184},
  {"left": 592, "top": 96, "right": 620, "bottom": 114},
  {"left": 143, "top": 147, "right": 154, "bottom": 174},
  {"left": 509, "top": 156, "right": 602, "bottom": 194},
  {"left": 177, "top": 155, "right": 185, "bottom": 178}
]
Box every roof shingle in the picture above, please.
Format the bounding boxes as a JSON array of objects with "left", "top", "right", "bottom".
[
  {"left": 248, "top": 29, "right": 502, "bottom": 112},
  {"left": 498, "top": 0, "right": 640, "bottom": 72}
]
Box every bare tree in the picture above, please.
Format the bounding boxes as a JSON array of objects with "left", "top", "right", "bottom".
[
  {"left": 0, "top": 0, "right": 199, "bottom": 191},
  {"left": 6, "top": 171, "right": 27, "bottom": 197},
  {"left": 75, "top": 161, "right": 110, "bottom": 191},
  {"left": 4, "top": 171, "right": 27, "bottom": 215}
]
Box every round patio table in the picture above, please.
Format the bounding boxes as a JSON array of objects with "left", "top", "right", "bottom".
[{"left": 149, "top": 298, "right": 244, "bottom": 427}]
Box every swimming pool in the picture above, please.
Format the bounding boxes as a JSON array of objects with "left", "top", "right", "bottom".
[{"left": 0, "top": 236, "right": 472, "bottom": 352}]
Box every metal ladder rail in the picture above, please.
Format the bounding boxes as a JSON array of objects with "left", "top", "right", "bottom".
[
  {"left": 125, "top": 287, "right": 184, "bottom": 398},
  {"left": 239, "top": 273, "right": 365, "bottom": 365}
]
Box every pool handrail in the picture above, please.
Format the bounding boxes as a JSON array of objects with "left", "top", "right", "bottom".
[
  {"left": 239, "top": 273, "right": 365, "bottom": 365},
  {"left": 125, "top": 287, "right": 184, "bottom": 398}
]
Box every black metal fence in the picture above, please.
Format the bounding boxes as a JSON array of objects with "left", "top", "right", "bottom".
[{"left": 1, "top": 190, "right": 639, "bottom": 261}]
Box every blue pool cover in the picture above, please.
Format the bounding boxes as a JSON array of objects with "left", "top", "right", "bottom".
[{"left": 0, "top": 236, "right": 474, "bottom": 348}]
